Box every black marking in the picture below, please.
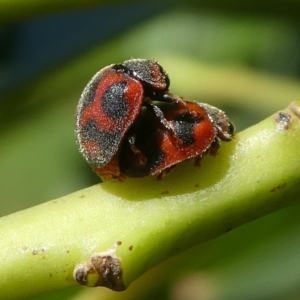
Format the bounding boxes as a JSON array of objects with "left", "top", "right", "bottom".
[
  {"left": 147, "top": 148, "right": 165, "bottom": 174},
  {"left": 79, "top": 72, "right": 103, "bottom": 113},
  {"left": 101, "top": 81, "right": 129, "bottom": 120},
  {"left": 119, "top": 111, "right": 166, "bottom": 177},
  {"left": 172, "top": 114, "right": 201, "bottom": 145},
  {"left": 81, "top": 120, "right": 121, "bottom": 166}
]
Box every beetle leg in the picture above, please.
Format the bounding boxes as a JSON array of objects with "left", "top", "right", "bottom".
[
  {"left": 145, "top": 86, "right": 188, "bottom": 108},
  {"left": 162, "top": 93, "right": 187, "bottom": 108},
  {"left": 127, "top": 133, "right": 139, "bottom": 153},
  {"left": 209, "top": 139, "right": 220, "bottom": 156},
  {"left": 156, "top": 166, "right": 175, "bottom": 180},
  {"left": 151, "top": 91, "right": 188, "bottom": 109},
  {"left": 126, "top": 132, "right": 147, "bottom": 165},
  {"left": 194, "top": 155, "right": 202, "bottom": 167}
]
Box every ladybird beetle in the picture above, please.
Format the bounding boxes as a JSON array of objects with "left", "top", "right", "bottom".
[
  {"left": 119, "top": 98, "right": 234, "bottom": 178},
  {"left": 75, "top": 58, "right": 234, "bottom": 181}
]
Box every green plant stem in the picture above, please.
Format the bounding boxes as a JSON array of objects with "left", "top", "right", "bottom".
[{"left": 1, "top": 102, "right": 300, "bottom": 300}]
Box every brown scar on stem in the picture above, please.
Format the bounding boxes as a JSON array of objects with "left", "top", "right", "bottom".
[
  {"left": 270, "top": 183, "right": 287, "bottom": 192},
  {"left": 73, "top": 242, "right": 126, "bottom": 291},
  {"left": 275, "top": 102, "right": 300, "bottom": 130},
  {"left": 275, "top": 111, "right": 292, "bottom": 130},
  {"left": 289, "top": 101, "right": 300, "bottom": 119},
  {"left": 160, "top": 190, "right": 170, "bottom": 195}
]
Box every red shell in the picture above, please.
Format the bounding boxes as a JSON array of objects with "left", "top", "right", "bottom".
[
  {"left": 118, "top": 100, "right": 228, "bottom": 178},
  {"left": 75, "top": 59, "right": 234, "bottom": 181},
  {"left": 76, "top": 65, "right": 144, "bottom": 168}
]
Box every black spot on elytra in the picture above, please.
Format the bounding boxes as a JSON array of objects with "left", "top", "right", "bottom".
[
  {"left": 81, "top": 119, "right": 121, "bottom": 166},
  {"left": 146, "top": 147, "right": 165, "bottom": 174},
  {"left": 101, "top": 81, "right": 129, "bottom": 120},
  {"left": 172, "top": 114, "right": 201, "bottom": 145}
]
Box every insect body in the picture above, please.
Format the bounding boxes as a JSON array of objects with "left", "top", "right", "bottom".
[{"left": 75, "top": 59, "right": 234, "bottom": 181}]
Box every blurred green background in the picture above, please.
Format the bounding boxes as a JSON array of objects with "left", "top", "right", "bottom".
[{"left": 1, "top": 1, "right": 300, "bottom": 300}]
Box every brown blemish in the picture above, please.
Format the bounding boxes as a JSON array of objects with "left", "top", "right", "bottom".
[
  {"left": 194, "top": 184, "right": 199, "bottom": 188},
  {"left": 74, "top": 264, "right": 91, "bottom": 285},
  {"left": 79, "top": 194, "right": 85, "bottom": 199},
  {"left": 66, "top": 250, "right": 70, "bottom": 254},
  {"left": 73, "top": 242, "right": 125, "bottom": 291},
  {"left": 92, "top": 254, "right": 125, "bottom": 291},
  {"left": 270, "top": 183, "right": 286, "bottom": 192},
  {"left": 275, "top": 111, "right": 292, "bottom": 130},
  {"left": 18, "top": 246, "right": 28, "bottom": 254},
  {"left": 31, "top": 247, "right": 48, "bottom": 255},
  {"left": 128, "top": 245, "right": 133, "bottom": 251},
  {"left": 289, "top": 101, "right": 300, "bottom": 119},
  {"left": 116, "top": 241, "right": 122, "bottom": 246},
  {"left": 160, "top": 190, "right": 170, "bottom": 195}
]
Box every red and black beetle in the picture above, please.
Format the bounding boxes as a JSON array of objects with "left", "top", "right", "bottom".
[{"left": 75, "top": 58, "right": 234, "bottom": 181}]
